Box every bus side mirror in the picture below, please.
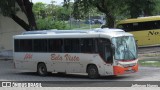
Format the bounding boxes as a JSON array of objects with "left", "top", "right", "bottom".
[{"left": 135, "top": 40, "right": 138, "bottom": 52}]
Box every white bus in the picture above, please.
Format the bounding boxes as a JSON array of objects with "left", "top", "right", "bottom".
[{"left": 13, "top": 28, "right": 138, "bottom": 78}]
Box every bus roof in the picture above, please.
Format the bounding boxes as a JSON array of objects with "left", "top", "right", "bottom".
[
  {"left": 13, "top": 28, "right": 133, "bottom": 39},
  {"left": 117, "top": 16, "right": 160, "bottom": 24}
]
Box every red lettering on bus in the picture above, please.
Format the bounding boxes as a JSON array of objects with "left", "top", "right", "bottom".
[
  {"left": 24, "top": 54, "right": 32, "bottom": 60},
  {"left": 51, "top": 54, "right": 80, "bottom": 61},
  {"left": 64, "top": 54, "right": 80, "bottom": 61},
  {"left": 51, "top": 54, "right": 62, "bottom": 60}
]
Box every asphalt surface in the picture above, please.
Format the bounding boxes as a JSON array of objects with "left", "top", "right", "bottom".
[
  {"left": 0, "top": 60, "right": 160, "bottom": 82},
  {"left": 138, "top": 46, "right": 160, "bottom": 54},
  {"left": 0, "top": 58, "right": 160, "bottom": 90}
]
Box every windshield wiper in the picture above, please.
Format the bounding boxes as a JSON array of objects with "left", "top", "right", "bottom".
[
  {"left": 127, "top": 49, "right": 136, "bottom": 60},
  {"left": 123, "top": 40, "right": 136, "bottom": 60}
]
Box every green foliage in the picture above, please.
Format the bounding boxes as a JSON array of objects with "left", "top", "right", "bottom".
[
  {"left": 65, "top": 0, "right": 160, "bottom": 28},
  {"left": 71, "top": 0, "right": 126, "bottom": 28},
  {"left": 33, "top": 2, "right": 72, "bottom": 20},
  {"left": 36, "top": 17, "right": 69, "bottom": 30},
  {"left": 73, "top": 1, "right": 101, "bottom": 19},
  {"left": 32, "top": 2, "right": 46, "bottom": 18},
  {"left": 139, "top": 59, "right": 160, "bottom": 67},
  {"left": 124, "top": 0, "right": 159, "bottom": 18},
  {"left": 33, "top": 1, "right": 73, "bottom": 30},
  {"left": 0, "top": 0, "right": 18, "bottom": 16}
]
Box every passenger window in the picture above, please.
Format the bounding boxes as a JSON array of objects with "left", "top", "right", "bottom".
[{"left": 64, "top": 39, "right": 80, "bottom": 53}]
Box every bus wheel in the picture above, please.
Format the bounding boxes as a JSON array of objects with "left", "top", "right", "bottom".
[
  {"left": 37, "top": 63, "right": 48, "bottom": 76},
  {"left": 87, "top": 65, "right": 99, "bottom": 79}
]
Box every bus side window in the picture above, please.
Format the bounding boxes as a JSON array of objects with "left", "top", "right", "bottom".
[
  {"left": 19, "top": 39, "right": 33, "bottom": 52},
  {"left": 48, "top": 39, "right": 63, "bottom": 52},
  {"left": 64, "top": 39, "right": 80, "bottom": 53},
  {"left": 105, "top": 45, "right": 113, "bottom": 63},
  {"left": 98, "top": 38, "right": 113, "bottom": 63},
  {"left": 80, "top": 39, "right": 95, "bottom": 53},
  {"left": 14, "top": 39, "right": 20, "bottom": 52},
  {"left": 33, "top": 39, "right": 47, "bottom": 52}
]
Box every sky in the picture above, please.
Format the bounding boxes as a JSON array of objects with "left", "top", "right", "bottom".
[{"left": 32, "top": 0, "right": 71, "bottom": 5}]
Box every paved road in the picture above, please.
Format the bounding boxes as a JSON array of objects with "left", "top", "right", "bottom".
[
  {"left": 1, "top": 60, "right": 160, "bottom": 89},
  {"left": 0, "top": 60, "right": 160, "bottom": 82},
  {"left": 138, "top": 46, "right": 160, "bottom": 54}
]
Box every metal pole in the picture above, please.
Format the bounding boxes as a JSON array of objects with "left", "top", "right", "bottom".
[{"left": 89, "top": 12, "right": 92, "bottom": 30}]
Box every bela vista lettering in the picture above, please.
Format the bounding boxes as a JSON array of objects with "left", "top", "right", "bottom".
[
  {"left": 51, "top": 54, "right": 80, "bottom": 61},
  {"left": 51, "top": 54, "right": 63, "bottom": 61},
  {"left": 65, "top": 54, "right": 80, "bottom": 61}
]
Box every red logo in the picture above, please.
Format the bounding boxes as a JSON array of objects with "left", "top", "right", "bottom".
[{"left": 24, "top": 54, "right": 33, "bottom": 60}]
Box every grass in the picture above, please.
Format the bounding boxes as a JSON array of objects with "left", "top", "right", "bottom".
[
  {"left": 141, "top": 54, "right": 160, "bottom": 57},
  {"left": 139, "top": 58, "right": 160, "bottom": 67}
]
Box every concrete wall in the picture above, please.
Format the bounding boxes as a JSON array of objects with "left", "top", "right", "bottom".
[{"left": 0, "top": 11, "right": 28, "bottom": 57}]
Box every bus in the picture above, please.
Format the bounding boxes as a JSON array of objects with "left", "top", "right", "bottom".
[
  {"left": 13, "top": 28, "right": 138, "bottom": 79},
  {"left": 116, "top": 16, "right": 160, "bottom": 47}
]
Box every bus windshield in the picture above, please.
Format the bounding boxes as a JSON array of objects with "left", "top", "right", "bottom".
[{"left": 112, "top": 36, "right": 137, "bottom": 60}]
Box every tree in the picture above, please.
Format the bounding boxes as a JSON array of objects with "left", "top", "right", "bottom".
[
  {"left": 65, "top": 0, "right": 125, "bottom": 28},
  {"left": 0, "top": 0, "right": 37, "bottom": 31},
  {"left": 33, "top": 2, "right": 46, "bottom": 19},
  {"left": 64, "top": 0, "right": 160, "bottom": 28},
  {"left": 33, "top": 2, "right": 70, "bottom": 30},
  {"left": 125, "top": 0, "right": 158, "bottom": 18},
  {"left": 72, "top": 1, "right": 101, "bottom": 20},
  {"left": 46, "top": 2, "right": 71, "bottom": 21},
  {"left": 36, "top": 17, "right": 69, "bottom": 30}
]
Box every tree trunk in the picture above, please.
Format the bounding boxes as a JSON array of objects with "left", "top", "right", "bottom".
[
  {"left": 10, "top": 14, "right": 31, "bottom": 31},
  {"left": 105, "top": 13, "right": 115, "bottom": 28},
  {"left": 95, "top": 2, "right": 115, "bottom": 28},
  {"left": 16, "top": 0, "right": 37, "bottom": 30},
  {"left": 23, "top": 0, "right": 37, "bottom": 30}
]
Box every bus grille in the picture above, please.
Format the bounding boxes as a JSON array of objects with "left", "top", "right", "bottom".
[{"left": 123, "top": 63, "right": 136, "bottom": 68}]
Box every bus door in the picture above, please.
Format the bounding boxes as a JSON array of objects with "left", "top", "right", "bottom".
[{"left": 98, "top": 39, "right": 113, "bottom": 75}]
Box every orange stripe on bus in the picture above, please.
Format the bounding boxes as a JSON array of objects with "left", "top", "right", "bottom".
[{"left": 113, "top": 64, "right": 138, "bottom": 75}]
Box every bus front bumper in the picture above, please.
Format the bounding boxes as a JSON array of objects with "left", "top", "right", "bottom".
[{"left": 113, "top": 64, "right": 138, "bottom": 75}]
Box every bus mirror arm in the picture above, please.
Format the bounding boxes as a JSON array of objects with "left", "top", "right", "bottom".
[{"left": 135, "top": 40, "right": 138, "bottom": 52}]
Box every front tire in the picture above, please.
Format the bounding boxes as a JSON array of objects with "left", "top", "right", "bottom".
[
  {"left": 37, "top": 63, "right": 48, "bottom": 76},
  {"left": 87, "top": 65, "right": 99, "bottom": 79}
]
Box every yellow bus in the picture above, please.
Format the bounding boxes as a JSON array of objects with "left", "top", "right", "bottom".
[{"left": 116, "top": 16, "right": 160, "bottom": 47}]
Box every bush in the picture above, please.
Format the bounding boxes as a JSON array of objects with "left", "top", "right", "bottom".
[{"left": 36, "top": 18, "right": 70, "bottom": 30}]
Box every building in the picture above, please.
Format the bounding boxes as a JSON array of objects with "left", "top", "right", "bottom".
[{"left": 0, "top": 10, "right": 27, "bottom": 57}]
